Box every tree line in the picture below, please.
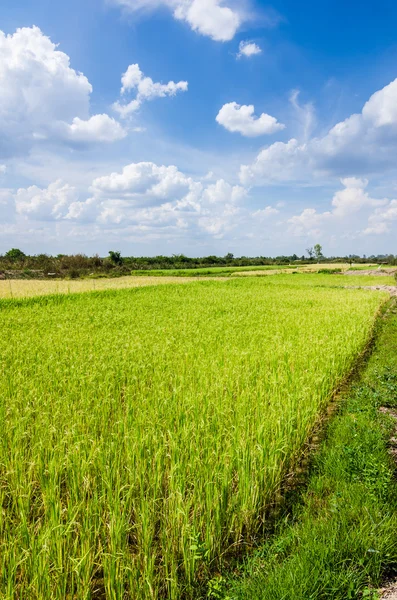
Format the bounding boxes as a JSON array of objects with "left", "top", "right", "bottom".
[{"left": 0, "top": 247, "right": 396, "bottom": 279}]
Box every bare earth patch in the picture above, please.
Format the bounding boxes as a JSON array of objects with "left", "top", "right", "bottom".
[
  {"left": 379, "top": 583, "right": 397, "bottom": 600},
  {"left": 346, "top": 286, "right": 397, "bottom": 297},
  {"left": 344, "top": 269, "right": 397, "bottom": 277}
]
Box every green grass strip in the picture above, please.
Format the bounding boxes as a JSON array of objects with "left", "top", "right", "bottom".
[{"left": 221, "top": 300, "right": 397, "bottom": 600}]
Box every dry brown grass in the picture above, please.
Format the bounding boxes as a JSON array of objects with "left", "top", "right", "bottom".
[{"left": 0, "top": 275, "right": 224, "bottom": 299}]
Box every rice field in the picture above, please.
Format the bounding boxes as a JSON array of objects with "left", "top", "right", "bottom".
[
  {"left": 128, "top": 263, "right": 381, "bottom": 277},
  {"left": 0, "top": 275, "right": 220, "bottom": 300},
  {"left": 0, "top": 271, "right": 394, "bottom": 300},
  {"left": 0, "top": 278, "right": 389, "bottom": 599}
]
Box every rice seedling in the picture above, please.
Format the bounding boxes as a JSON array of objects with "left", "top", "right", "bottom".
[{"left": 0, "top": 278, "right": 388, "bottom": 599}]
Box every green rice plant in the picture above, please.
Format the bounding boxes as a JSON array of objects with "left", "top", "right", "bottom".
[
  {"left": 0, "top": 279, "right": 388, "bottom": 599},
  {"left": 226, "top": 300, "right": 397, "bottom": 600}
]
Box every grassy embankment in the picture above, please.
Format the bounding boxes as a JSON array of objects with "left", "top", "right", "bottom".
[{"left": 224, "top": 299, "right": 397, "bottom": 600}]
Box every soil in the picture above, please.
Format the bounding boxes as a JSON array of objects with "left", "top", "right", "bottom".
[
  {"left": 344, "top": 269, "right": 397, "bottom": 276},
  {"left": 345, "top": 286, "right": 397, "bottom": 296},
  {"left": 378, "top": 407, "right": 397, "bottom": 599},
  {"left": 379, "top": 583, "right": 397, "bottom": 600}
]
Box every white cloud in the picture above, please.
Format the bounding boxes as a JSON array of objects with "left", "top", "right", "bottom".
[
  {"left": 112, "top": 0, "right": 244, "bottom": 42},
  {"left": 241, "top": 76, "right": 397, "bottom": 187},
  {"left": 240, "top": 138, "right": 308, "bottom": 184},
  {"left": 7, "top": 162, "right": 252, "bottom": 245},
  {"left": 253, "top": 206, "right": 279, "bottom": 218},
  {"left": 288, "top": 177, "right": 391, "bottom": 238},
  {"left": 113, "top": 63, "right": 188, "bottom": 117},
  {"left": 312, "top": 77, "right": 397, "bottom": 175},
  {"left": 237, "top": 40, "right": 262, "bottom": 58},
  {"left": 15, "top": 180, "right": 79, "bottom": 221},
  {"left": 91, "top": 162, "right": 194, "bottom": 203},
  {"left": 288, "top": 207, "right": 332, "bottom": 238},
  {"left": 364, "top": 199, "right": 397, "bottom": 235},
  {"left": 216, "top": 102, "right": 285, "bottom": 137},
  {"left": 0, "top": 165, "right": 6, "bottom": 174},
  {"left": 61, "top": 115, "right": 126, "bottom": 143},
  {"left": 362, "top": 78, "right": 397, "bottom": 127},
  {"left": 202, "top": 179, "right": 247, "bottom": 204},
  {"left": 0, "top": 26, "right": 125, "bottom": 157},
  {"left": 289, "top": 90, "right": 315, "bottom": 142},
  {"left": 331, "top": 177, "right": 386, "bottom": 217}
]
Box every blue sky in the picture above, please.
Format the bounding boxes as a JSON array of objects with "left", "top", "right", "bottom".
[{"left": 0, "top": 0, "right": 397, "bottom": 257}]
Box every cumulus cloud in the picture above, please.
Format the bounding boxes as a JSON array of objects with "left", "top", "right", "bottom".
[
  {"left": 216, "top": 102, "right": 285, "bottom": 137},
  {"left": 237, "top": 40, "right": 262, "bottom": 58},
  {"left": 0, "top": 26, "right": 125, "bottom": 158},
  {"left": 112, "top": 0, "right": 244, "bottom": 42},
  {"left": 240, "top": 138, "right": 308, "bottom": 185},
  {"left": 312, "top": 78, "right": 397, "bottom": 174},
  {"left": 202, "top": 179, "right": 247, "bottom": 204},
  {"left": 330, "top": 177, "right": 386, "bottom": 217},
  {"left": 252, "top": 206, "right": 279, "bottom": 218},
  {"left": 15, "top": 180, "right": 79, "bottom": 221},
  {"left": 241, "top": 76, "right": 397, "bottom": 186},
  {"left": 364, "top": 200, "right": 397, "bottom": 235},
  {"left": 288, "top": 177, "right": 390, "bottom": 238},
  {"left": 7, "top": 162, "right": 250, "bottom": 242},
  {"left": 60, "top": 115, "right": 126, "bottom": 143},
  {"left": 288, "top": 207, "right": 332, "bottom": 238},
  {"left": 113, "top": 63, "right": 188, "bottom": 117},
  {"left": 91, "top": 162, "right": 194, "bottom": 203}
]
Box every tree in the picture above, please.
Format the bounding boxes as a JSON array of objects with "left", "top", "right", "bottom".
[
  {"left": 5, "top": 248, "right": 26, "bottom": 261},
  {"left": 314, "top": 244, "right": 324, "bottom": 262},
  {"left": 306, "top": 247, "right": 314, "bottom": 260},
  {"left": 108, "top": 250, "right": 123, "bottom": 266}
]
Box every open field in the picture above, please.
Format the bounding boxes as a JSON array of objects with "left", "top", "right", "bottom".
[
  {"left": 0, "top": 275, "right": 223, "bottom": 299},
  {"left": 249, "top": 273, "right": 396, "bottom": 288},
  {"left": 0, "top": 271, "right": 395, "bottom": 300},
  {"left": 129, "top": 263, "right": 383, "bottom": 278},
  {"left": 0, "top": 278, "right": 389, "bottom": 599}
]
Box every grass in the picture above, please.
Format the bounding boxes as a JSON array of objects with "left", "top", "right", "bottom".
[
  {"left": 224, "top": 299, "right": 397, "bottom": 600},
  {"left": 0, "top": 278, "right": 388, "bottom": 599}
]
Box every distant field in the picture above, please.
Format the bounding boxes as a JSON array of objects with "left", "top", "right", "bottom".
[
  {"left": 130, "top": 264, "right": 293, "bottom": 277},
  {"left": 251, "top": 272, "right": 396, "bottom": 288},
  {"left": 130, "top": 263, "right": 382, "bottom": 277},
  {"left": 0, "top": 275, "right": 221, "bottom": 299},
  {"left": 0, "top": 278, "right": 388, "bottom": 599},
  {"left": 0, "top": 270, "right": 394, "bottom": 299}
]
